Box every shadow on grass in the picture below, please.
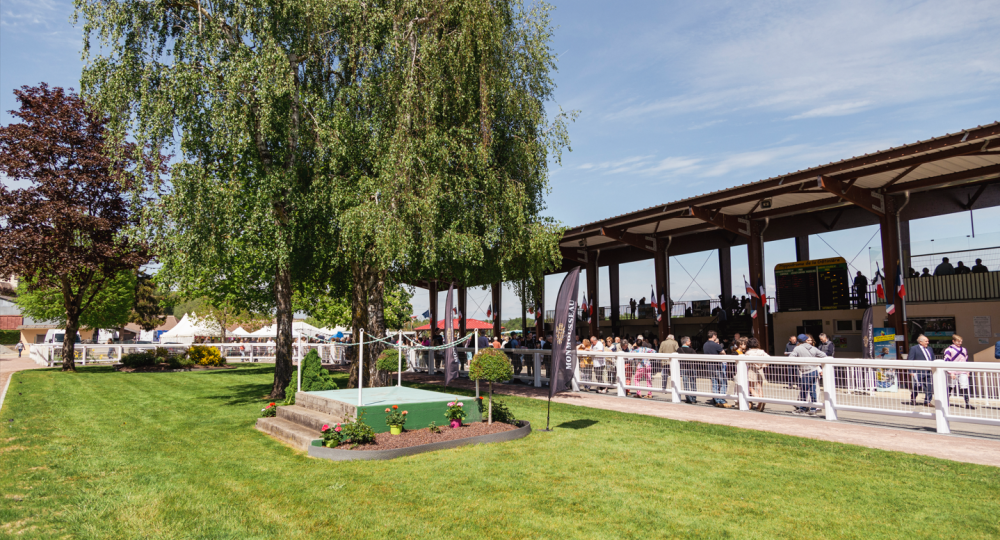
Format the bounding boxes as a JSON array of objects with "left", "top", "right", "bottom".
[
  {"left": 555, "top": 419, "right": 598, "bottom": 430},
  {"left": 201, "top": 383, "right": 275, "bottom": 407}
]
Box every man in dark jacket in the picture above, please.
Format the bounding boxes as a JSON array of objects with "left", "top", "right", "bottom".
[
  {"left": 906, "top": 334, "right": 935, "bottom": 406},
  {"left": 817, "top": 333, "right": 836, "bottom": 357}
]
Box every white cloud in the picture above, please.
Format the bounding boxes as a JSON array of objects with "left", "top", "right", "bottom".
[{"left": 788, "top": 101, "right": 873, "bottom": 120}]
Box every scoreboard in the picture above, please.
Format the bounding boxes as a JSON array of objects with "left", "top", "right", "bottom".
[{"left": 774, "top": 257, "right": 851, "bottom": 312}]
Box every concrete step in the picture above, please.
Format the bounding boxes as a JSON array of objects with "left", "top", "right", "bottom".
[
  {"left": 255, "top": 417, "right": 320, "bottom": 450},
  {"left": 295, "top": 391, "right": 357, "bottom": 420},
  {"left": 277, "top": 405, "right": 343, "bottom": 432}
]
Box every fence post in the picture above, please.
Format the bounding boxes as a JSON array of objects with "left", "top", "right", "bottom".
[
  {"left": 571, "top": 356, "right": 581, "bottom": 392},
  {"left": 616, "top": 355, "right": 626, "bottom": 397},
  {"left": 81, "top": 345, "right": 87, "bottom": 366},
  {"left": 932, "top": 366, "right": 950, "bottom": 434},
  {"left": 823, "top": 362, "right": 838, "bottom": 421},
  {"left": 736, "top": 360, "right": 749, "bottom": 410},
  {"left": 534, "top": 353, "right": 542, "bottom": 388},
  {"left": 670, "top": 356, "right": 681, "bottom": 403}
]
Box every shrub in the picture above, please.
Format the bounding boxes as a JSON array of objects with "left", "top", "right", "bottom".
[
  {"left": 188, "top": 345, "right": 225, "bottom": 366},
  {"left": 375, "top": 348, "right": 402, "bottom": 373},
  {"left": 281, "top": 382, "right": 296, "bottom": 405},
  {"left": 121, "top": 351, "right": 156, "bottom": 368},
  {"left": 384, "top": 404, "right": 408, "bottom": 428},
  {"left": 477, "top": 396, "right": 516, "bottom": 425},
  {"left": 321, "top": 413, "right": 375, "bottom": 448},
  {"left": 300, "top": 349, "right": 337, "bottom": 391},
  {"left": 0, "top": 330, "right": 20, "bottom": 345},
  {"left": 469, "top": 348, "right": 513, "bottom": 424},
  {"left": 167, "top": 355, "right": 195, "bottom": 369}
]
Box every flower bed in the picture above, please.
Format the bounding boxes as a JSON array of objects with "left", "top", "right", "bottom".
[{"left": 308, "top": 420, "right": 531, "bottom": 461}]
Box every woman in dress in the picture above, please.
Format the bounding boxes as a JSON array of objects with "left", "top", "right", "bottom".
[
  {"left": 577, "top": 338, "right": 593, "bottom": 391},
  {"left": 744, "top": 337, "right": 769, "bottom": 411}
]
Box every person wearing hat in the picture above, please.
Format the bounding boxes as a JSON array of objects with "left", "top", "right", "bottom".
[{"left": 788, "top": 333, "right": 827, "bottom": 416}]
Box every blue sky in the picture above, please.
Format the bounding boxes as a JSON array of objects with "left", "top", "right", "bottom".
[{"left": 3, "top": 0, "right": 1000, "bottom": 324}]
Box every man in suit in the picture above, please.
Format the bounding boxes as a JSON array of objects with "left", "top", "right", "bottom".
[{"left": 907, "top": 334, "right": 935, "bottom": 406}]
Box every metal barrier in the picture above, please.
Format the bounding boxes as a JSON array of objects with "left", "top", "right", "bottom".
[{"left": 575, "top": 349, "right": 1000, "bottom": 434}]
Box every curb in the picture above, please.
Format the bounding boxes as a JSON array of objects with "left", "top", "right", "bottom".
[{"left": 308, "top": 420, "right": 531, "bottom": 461}]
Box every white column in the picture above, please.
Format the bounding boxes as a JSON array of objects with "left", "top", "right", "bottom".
[
  {"left": 670, "top": 356, "right": 681, "bottom": 403},
  {"left": 474, "top": 329, "right": 480, "bottom": 398},
  {"left": 571, "top": 357, "right": 581, "bottom": 392},
  {"left": 397, "top": 330, "right": 403, "bottom": 387},
  {"left": 358, "top": 329, "right": 365, "bottom": 407},
  {"left": 932, "top": 366, "right": 950, "bottom": 434},
  {"left": 616, "top": 355, "right": 626, "bottom": 397},
  {"left": 737, "top": 360, "right": 749, "bottom": 411},
  {"left": 82, "top": 345, "right": 87, "bottom": 366},
  {"left": 823, "top": 362, "right": 838, "bottom": 421},
  {"left": 534, "top": 353, "right": 542, "bottom": 388},
  {"left": 297, "top": 350, "right": 303, "bottom": 395}
]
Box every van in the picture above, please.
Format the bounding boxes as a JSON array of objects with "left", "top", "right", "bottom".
[{"left": 43, "top": 329, "right": 82, "bottom": 344}]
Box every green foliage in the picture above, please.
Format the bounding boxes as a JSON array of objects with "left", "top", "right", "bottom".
[
  {"left": 478, "top": 397, "right": 516, "bottom": 425},
  {"left": 0, "top": 330, "right": 19, "bottom": 345},
  {"left": 281, "top": 382, "right": 296, "bottom": 406},
  {"left": 375, "top": 348, "right": 402, "bottom": 373},
  {"left": 428, "top": 421, "right": 442, "bottom": 434},
  {"left": 260, "top": 402, "right": 277, "bottom": 418},
  {"left": 187, "top": 345, "right": 226, "bottom": 367},
  {"left": 300, "top": 350, "right": 338, "bottom": 392},
  {"left": 445, "top": 401, "right": 467, "bottom": 423},
  {"left": 167, "top": 355, "right": 196, "bottom": 370},
  {"left": 130, "top": 273, "right": 166, "bottom": 331},
  {"left": 322, "top": 413, "right": 375, "bottom": 448},
  {"left": 383, "top": 286, "right": 415, "bottom": 331},
  {"left": 121, "top": 352, "right": 156, "bottom": 369},
  {"left": 469, "top": 348, "right": 514, "bottom": 383},
  {"left": 16, "top": 273, "right": 137, "bottom": 331}
]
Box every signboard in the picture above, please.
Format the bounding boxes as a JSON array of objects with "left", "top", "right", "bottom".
[
  {"left": 691, "top": 300, "right": 711, "bottom": 317},
  {"left": 873, "top": 327, "right": 899, "bottom": 392},
  {"left": 973, "top": 316, "right": 991, "bottom": 338},
  {"left": 908, "top": 317, "right": 956, "bottom": 357},
  {"left": 774, "top": 257, "right": 850, "bottom": 312}
]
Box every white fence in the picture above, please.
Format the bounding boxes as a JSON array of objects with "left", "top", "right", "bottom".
[
  {"left": 576, "top": 350, "right": 1000, "bottom": 435},
  {"left": 31, "top": 342, "right": 349, "bottom": 367}
]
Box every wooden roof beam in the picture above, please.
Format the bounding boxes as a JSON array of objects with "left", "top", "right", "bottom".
[
  {"left": 819, "top": 176, "right": 885, "bottom": 216},
  {"left": 884, "top": 163, "right": 1000, "bottom": 194},
  {"left": 599, "top": 226, "right": 657, "bottom": 253},
  {"left": 685, "top": 205, "right": 751, "bottom": 238}
]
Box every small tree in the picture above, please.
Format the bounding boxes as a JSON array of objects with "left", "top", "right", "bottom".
[
  {"left": 0, "top": 84, "right": 158, "bottom": 371},
  {"left": 300, "top": 349, "right": 338, "bottom": 392},
  {"left": 469, "top": 348, "right": 514, "bottom": 424}
]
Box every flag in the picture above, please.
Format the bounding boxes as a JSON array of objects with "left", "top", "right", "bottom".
[
  {"left": 444, "top": 284, "right": 457, "bottom": 386},
  {"left": 885, "top": 270, "right": 895, "bottom": 315},
  {"left": 896, "top": 263, "right": 906, "bottom": 298},
  {"left": 750, "top": 307, "right": 758, "bottom": 319},
  {"left": 535, "top": 305, "right": 542, "bottom": 320},
  {"left": 582, "top": 293, "right": 589, "bottom": 321},
  {"left": 421, "top": 309, "right": 430, "bottom": 319},
  {"left": 549, "top": 267, "right": 581, "bottom": 398},
  {"left": 758, "top": 278, "right": 767, "bottom": 305},
  {"left": 486, "top": 304, "right": 492, "bottom": 320},
  {"left": 745, "top": 276, "right": 760, "bottom": 299},
  {"left": 873, "top": 264, "right": 885, "bottom": 301},
  {"left": 659, "top": 293, "right": 668, "bottom": 312}
]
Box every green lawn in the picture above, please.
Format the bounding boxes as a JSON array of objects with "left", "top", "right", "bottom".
[{"left": 1, "top": 365, "right": 997, "bottom": 539}]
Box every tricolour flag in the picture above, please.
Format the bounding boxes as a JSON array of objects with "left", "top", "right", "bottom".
[
  {"left": 873, "top": 264, "right": 885, "bottom": 301},
  {"left": 421, "top": 309, "right": 430, "bottom": 319},
  {"left": 896, "top": 263, "right": 906, "bottom": 298},
  {"left": 582, "top": 293, "right": 589, "bottom": 321},
  {"left": 659, "top": 293, "right": 668, "bottom": 312},
  {"left": 745, "top": 276, "right": 760, "bottom": 299},
  {"left": 486, "top": 304, "right": 492, "bottom": 319}
]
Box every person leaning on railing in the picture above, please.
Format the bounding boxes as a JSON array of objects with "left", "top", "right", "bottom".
[
  {"left": 678, "top": 337, "right": 699, "bottom": 404},
  {"left": 745, "top": 338, "right": 768, "bottom": 412},
  {"left": 703, "top": 330, "right": 731, "bottom": 408},
  {"left": 789, "top": 334, "right": 827, "bottom": 416}
]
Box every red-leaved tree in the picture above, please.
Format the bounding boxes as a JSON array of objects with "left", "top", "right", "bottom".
[{"left": 0, "top": 84, "right": 159, "bottom": 371}]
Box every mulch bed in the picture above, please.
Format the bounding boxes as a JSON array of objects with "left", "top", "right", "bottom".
[
  {"left": 114, "top": 364, "right": 236, "bottom": 373},
  {"left": 338, "top": 421, "right": 519, "bottom": 451}
]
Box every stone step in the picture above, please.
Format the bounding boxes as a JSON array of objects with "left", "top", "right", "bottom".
[
  {"left": 277, "top": 405, "right": 344, "bottom": 432},
  {"left": 255, "top": 417, "right": 320, "bottom": 450},
  {"left": 295, "top": 391, "right": 357, "bottom": 420}
]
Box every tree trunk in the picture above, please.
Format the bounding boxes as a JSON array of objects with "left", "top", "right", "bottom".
[
  {"left": 348, "top": 259, "right": 388, "bottom": 389},
  {"left": 62, "top": 310, "right": 79, "bottom": 372},
  {"left": 270, "top": 262, "right": 294, "bottom": 399}
]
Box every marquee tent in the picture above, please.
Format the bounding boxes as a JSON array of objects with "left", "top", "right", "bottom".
[
  {"left": 414, "top": 318, "right": 498, "bottom": 331},
  {"left": 159, "top": 313, "right": 221, "bottom": 344}
]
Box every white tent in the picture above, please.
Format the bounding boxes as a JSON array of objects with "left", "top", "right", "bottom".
[
  {"left": 230, "top": 326, "right": 251, "bottom": 337},
  {"left": 159, "top": 313, "right": 221, "bottom": 344},
  {"left": 247, "top": 324, "right": 304, "bottom": 339}
]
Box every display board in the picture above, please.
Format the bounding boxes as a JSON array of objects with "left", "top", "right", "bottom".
[
  {"left": 907, "top": 316, "right": 956, "bottom": 357},
  {"left": 774, "top": 257, "right": 851, "bottom": 312}
]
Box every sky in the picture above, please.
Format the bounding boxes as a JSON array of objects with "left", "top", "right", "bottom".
[{"left": 3, "top": 0, "right": 1000, "bottom": 324}]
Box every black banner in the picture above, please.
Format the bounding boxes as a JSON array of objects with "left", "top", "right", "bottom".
[
  {"left": 550, "top": 267, "right": 581, "bottom": 398},
  {"left": 861, "top": 306, "right": 874, "bottom": 359},
  {"left": 444, "top": 283, "right": 457, "bottom": 386}
]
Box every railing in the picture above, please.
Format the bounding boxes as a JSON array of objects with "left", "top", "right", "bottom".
[
  {"left": 31, "top": 342, "right": 349, "bottom": 367},
  {"left": 593, "top": 297, "right": 780, "bottom": 322},
  {"left": 574, "top": 349, "right": 1000, "bottom": 434},
  {"left": 904, "top": 271, "right": 1000, "bottom": 303}
]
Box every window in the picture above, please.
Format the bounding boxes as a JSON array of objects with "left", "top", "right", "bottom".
[
  {"left": 835, "top": 320, "right": 853, "bottom": 332},
  {"left": 855, "top": 320, "right": 864, "bottom": 331}
]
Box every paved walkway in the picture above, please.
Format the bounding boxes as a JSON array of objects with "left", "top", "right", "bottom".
[
  {"left": 0, "top": 354, "right": 45, "bottom": 413},
  {"left": 400, "top": 372, "right": 1000, "bottom": 468}
]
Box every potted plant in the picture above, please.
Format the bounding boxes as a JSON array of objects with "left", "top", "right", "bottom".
[
  {"left": 445, "top": 401, "right": 467, "bottom": 428},
  {"left": 469, "top": 348, "right": 514, "bottom": 424},
  {"left": 384, "top": 405, "right": 407, "bottom": 435}
]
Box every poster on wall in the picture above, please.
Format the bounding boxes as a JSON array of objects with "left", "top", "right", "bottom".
[
  {"left": 973, "top": 316, "right": 991, "bottom": 338},
  {"left": 873, "top": 327, "right": 898, "bottom": 392},
  {"left": 908, "top": 317, "right": 956, "bottom": 357}
]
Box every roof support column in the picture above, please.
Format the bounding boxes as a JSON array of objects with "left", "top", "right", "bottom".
[
  {"left": 899, "top": 216, "right": 912, "bottom": 277},
  {"left": 795, "top": 235, "right": 810, "bottom": 262},
  {"left": 458, "top": 286, "right": 467, "bottom": 338},
  {"left": 609, "top": 262, "right": 621, "bottom": 338},
  {"left": 586, "top": 254, "right": 600, "bottom": 339},
  {"left": 718, "top": 246, "right": 733, "bottom": 317},
  {"left": 880, "top": 197, "right": 908, "bottom": 356},
  {"left": 655, "top": 239, "right": 671, "bottom": 342},
  {"left": 748, "top": 221, "right": 769, "bottom": 354},
  {"left": 491, "top": 282, "right": 502, "bottom": 339}
]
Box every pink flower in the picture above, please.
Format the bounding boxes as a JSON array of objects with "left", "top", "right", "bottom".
[
  {"left": 385, "top": 408, "right": 391, "bottom": 413},
  {"left": 457, "top": 402, "right": 463, "bottom": 407},
  {"left": 322, "top": 424, "right": 329, "bottom": 431},
  {"left": 402, "top": 411, "right": 408, "bottom": 415},
  {"left": 447, "top": 402, "right": 455, "bottom": 407},
  {"left": 334, "top": 426, "right": 341, "bottom": 432}
]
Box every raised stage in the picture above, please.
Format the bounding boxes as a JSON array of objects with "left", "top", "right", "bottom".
[{"left": 296, "top": 387, "right": 482, "bottom": 433}]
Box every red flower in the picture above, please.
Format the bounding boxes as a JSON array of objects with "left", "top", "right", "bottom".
[
  {"left": 269, "top": 402, "right": 275, "bottom": 407},
  {"left": 392, "top": 405, "right": 398, "bottom": 409}
]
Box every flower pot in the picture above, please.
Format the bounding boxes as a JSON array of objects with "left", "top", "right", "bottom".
[
  {"left": 390, "top": 424, "right": 403, "bottom": 435},
  {"left": 449, "top": 420, "right": 462, "bottom": 429}
]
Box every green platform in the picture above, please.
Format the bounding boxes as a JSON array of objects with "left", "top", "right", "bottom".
[{"left": 306, "top": 387, "right": 481, "bottom": 433}]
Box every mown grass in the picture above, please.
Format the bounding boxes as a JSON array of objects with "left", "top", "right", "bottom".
[{"left": 0, "top": 364, "right": 997, "bottom": 539}]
